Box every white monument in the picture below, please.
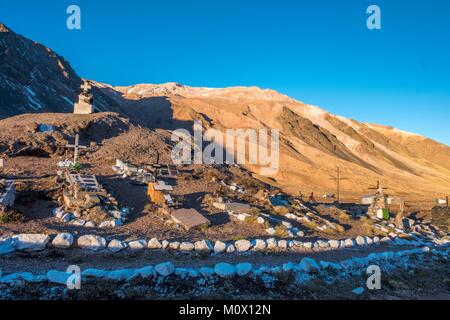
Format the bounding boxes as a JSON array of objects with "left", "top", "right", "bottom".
[{"left": 74, "top": 81, "right": 94, "bottom": 114}]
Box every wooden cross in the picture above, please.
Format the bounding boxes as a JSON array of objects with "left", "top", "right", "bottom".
[
  {"left": 65, "top": 134, "right": 87, "bottom": 163},
  {"left": 369, "top": 180, "right": 388, "bottom": 194},
  {"left": 329, "top": 167, "right": 348, "bottom": 203}
]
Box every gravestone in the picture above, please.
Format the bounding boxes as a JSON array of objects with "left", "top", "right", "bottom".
[
  {"left": 74, "top": 81, "right": 94, "bottom": 114},
  {"left": 171, "top": 208, "right": 210, "bottom": 230}
]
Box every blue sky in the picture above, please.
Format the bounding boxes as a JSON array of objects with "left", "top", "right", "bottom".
[{"left": 1, "top": 0, "right": 450, "bottom": 145}]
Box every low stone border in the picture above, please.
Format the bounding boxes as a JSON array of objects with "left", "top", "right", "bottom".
[
  {"left": 51, "top": 207, "right": 129, "bottom": 229},
  {"left": 1, "top": 246, "right": 449, "bottom": 293},
  {"left": 1, "top": 232, "right": 446, "bottom": 256}
]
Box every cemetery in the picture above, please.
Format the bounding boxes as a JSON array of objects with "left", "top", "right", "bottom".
[{"left": 0, "top": 109, "right": 448, "bottom": 300}]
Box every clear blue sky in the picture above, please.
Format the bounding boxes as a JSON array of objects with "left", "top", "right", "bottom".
[{"left": 1, "top": 0, "right": 450, "bottom": 145}]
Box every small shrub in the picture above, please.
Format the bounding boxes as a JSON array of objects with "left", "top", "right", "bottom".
[
  {"left": 0, "top": 210, "right": 25, "bottom": 223},
  {"left": 273, "top": 206, "right": 289, "bottom": 216},
  {"left": 274, "top": 225, "right": 289, "bottom": 238}
]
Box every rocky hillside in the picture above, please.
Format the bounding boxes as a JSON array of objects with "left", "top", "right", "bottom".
[{"left": 0, "top": 23, "right": 123, "bottom": 118}]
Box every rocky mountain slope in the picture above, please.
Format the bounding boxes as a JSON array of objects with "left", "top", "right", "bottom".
[{"left": 1, "top": 23, "right": 450, "bottom": 200}]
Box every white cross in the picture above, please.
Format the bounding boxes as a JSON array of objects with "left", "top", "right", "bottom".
[
  {"left": 65, "top": 134, "right": 87, "bottom": 163},
  {"left": 81, "top": 82, "right": 91, "bottom": 91}
]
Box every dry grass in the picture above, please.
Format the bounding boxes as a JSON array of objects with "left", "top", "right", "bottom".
[
  {"left": 0, "top": 209, "right": 25, "bottom": 223},
  {"left": 274, "top": 225, "right": 289, "bottom": 238},
  {"left": 273, "top": 206, "right": 290, "bottom": 216}
]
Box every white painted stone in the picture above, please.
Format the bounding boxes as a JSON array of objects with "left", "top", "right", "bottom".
[
  {"left": 381, "top": 237, "right": 391, "bottom": 243},
  {"left": 179, "top": 242, "right": 195, "bottom": 251},
  {"left": 194, "top": 240, "right": 213, "bottom": 252},
  {"left": 71, "top": 219, "right": 86, "bottom": 226},
  {"left": 266, "top": 238, "right": 278, "bottom": 250},
  {"left": 235, "top": 239, "right": 252, "bottom": 252},
  {"left": 214, "top": 241, "right": 227, "bottom": 254},
  {"left": 135, "top": 266, "right": 155, "bottom": 278},
  {"left": 106, "top": 269, "right": 136, "bottom": 281},
  {"left": 52, "top": 233, "right": 74, "bottom": 248},
  {"left": 47, "top": 270, "right": 71, "bottom": 285},
  {"left": 252, "top": 239, "right": 267, "bottom": 251},
  {"left": 169, "top": 241, "right": 180, "bottom": 250},
  {"left": 355, "top": 236, "right": 366, "bottom": 246},
  {"left": 85, "top": 221, "right": 96, "bottom": 228},
  {"left": 278, "top": 240, "right": 288, "bottom": 250},
  {"left": 266, "top": 228, "right": 276, "bottom": 235},
  {"left": 61, "top": 213, "right": 74, "bottom": 223},
  {"left": 155, "top": 262, "right": 175, "bottom": 277},
  {"left": 373, "top": 236, "right": 380, "bottom": 244},
  {"left": 148, "top": 238, "right": 163, "bottom": 249},
  {"left": 296, "top": 231, "right": 305, "bottom": 237},
  {"left": 128, "top": 239, "right": 148, "bottom": 250},
  {"left": 235, "top": 263, "right": 253, "bottom": 276},
  {"left": 328, "top": 239, "right": 340, "bottom": 249},
  {"left": 99, "top": 221, "right": 113, "bottom": 228},
  {"left": 365, "top": 236, "right": 373, "bottom": 245},
  {"left": 344, "top": 238, "right": 354, "bottom": 247},
  {"left": 226, "top": 244, "right": 236, "bottom": 253},
  {"left": 12, "top": 234, "right": 50, "bottom": 251},
  {"left": 162, "top": 240, "right": 169, "bottom": 249},
  {"left": 82, "top": 269, "right": 108, "bottom": 278},
  {"left": 77, "top": 235, "right": 106, "bottom": 251},
  {"left": 316, "top": 240, "right": 329, "bottom": 249},
  {"left": 199, "top": 267, "right": 215, "bottom": 277},
  {"left": 303, "top": 242, "right": 313, "bottom": 250},
  {"left": 257, "top": 217, "right": 265, "bottom": 224},
  {"left": 214, "top": 263, "right": 236, "bottom": 278},
  {"left": 299, "top": 257, "right": 320, "bottom": 273},
  {"left": 108, "top": 239, "right": 127, "bottom": 253}
]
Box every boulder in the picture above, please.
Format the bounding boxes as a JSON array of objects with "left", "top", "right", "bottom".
[
  {"left": 128, "top": 239, "right": 148, "bottom": 250},
  {"left": 235, "top": 263, "right": 253, "bottom": 276},
  {"left": 77, "top": 235, "right": 107, "bottom": 251},
  {"left": 108, "top": 239, "right": 127, "bottom": 253},
  {"left": 179, "top": 242, "right": 195, "bottom": 251},
  {"left": 12, "top": 234, "right": 50, "bottom": 251},
  {"left": 235, "top": 239, "right": 252, "bottom": 252},
  {"left": 298, "top": 257, "right": 320, "bottom": 273},
  {"left": 252, "top": 239, "right": 267, "bottom": 251},
  {"left": 155, "top": 262, "right": 175, "bottom": 277},
  {"left": 85, "top": 221, "right": 96, "bottom": 228},
  {"left": 194, "top": 240, "right": 213, "bottom": 252},
  {"left": 226, "top": 244, "right": 236, "bottom": 253},
  {"left": 52, "top": 233, "right": 74, "bottom": 249},
  {"left": 214, "top": 241, "right": 227, "bottom": 254},
  {"left": 214, "top": 263, "right": 236, "bottom": 278},
  {"left": 162, "top": 240, "right": 169, "bottom": 249},
  {"left": 148, "top": 238, "right": 163, "bottom": 249}
]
